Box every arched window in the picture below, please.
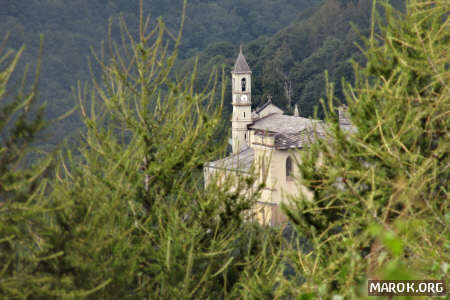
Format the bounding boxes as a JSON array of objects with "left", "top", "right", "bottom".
[
  {"left": 244, "top": 112, "right": 245, "bottom": 118},
  {"left": 241, "top": 78, "right": 246, "bottom": 92},
  {"left": 286, "top": 156, "right": 293, "bottom": 179}
]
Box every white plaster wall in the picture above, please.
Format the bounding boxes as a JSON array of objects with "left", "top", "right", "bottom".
[{"left": 231, "top": 72, "right": 252, "bottom": 153}]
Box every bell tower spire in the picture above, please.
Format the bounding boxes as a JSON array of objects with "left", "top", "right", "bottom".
[{"left": 231, "top": 46, "right": 252, "bottom": 154}]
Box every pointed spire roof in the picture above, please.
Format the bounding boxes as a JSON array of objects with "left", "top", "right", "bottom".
[{"left": 232, "top": 45, "right": 251, "bottom": 73}]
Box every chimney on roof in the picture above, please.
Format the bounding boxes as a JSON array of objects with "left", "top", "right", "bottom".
[{"left": 338, "top": 105, "right": 351, "bottom": 125}]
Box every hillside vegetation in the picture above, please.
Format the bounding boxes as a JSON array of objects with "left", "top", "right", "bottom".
[
  {"left": 1, "top": 0, "right": 319, "bottom": 145},
  {"left": 181, "top": 0, "right": 391, "bottom": 118}
]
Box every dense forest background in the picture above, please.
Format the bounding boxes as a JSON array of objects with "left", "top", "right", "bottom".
[
  {"left": 180, "top": 0, "right": 376, "bottom": 117},
  {"left": 1, "top": 0, "right": 380, "bottom": 147}
]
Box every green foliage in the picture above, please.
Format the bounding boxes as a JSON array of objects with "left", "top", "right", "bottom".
[
  {"left": 43, "top": 4, "right": 277, "bottom": 298},
  {"left": 284, "top": 0, "right": 449, "bottom": 296},
  {"left": 0, "top": 36, "right": 60, "bottom": 298},
  {"left": 0, "top": 4, "right": 285, "bottom": 298}
]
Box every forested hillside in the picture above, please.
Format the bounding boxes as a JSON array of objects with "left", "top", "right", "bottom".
[
  {"left": 180, "top": 0, "right": 377, "bottom": 117},
  {"left": 1, "top": 0, "right": 319, "bottom": 145}
]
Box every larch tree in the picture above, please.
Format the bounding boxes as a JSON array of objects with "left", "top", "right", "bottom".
[
  {"left": 283, "top": 0, "right": 449, "bottom": 297},
  {"left": 47, "top": 1, "right": 273, "bottom": 298}
]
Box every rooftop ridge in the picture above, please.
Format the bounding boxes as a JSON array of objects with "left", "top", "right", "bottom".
[{"left": 255, "top": 98, "right": 273, "bottom": 114}]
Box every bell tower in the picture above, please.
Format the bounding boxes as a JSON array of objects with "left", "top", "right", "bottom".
[{"left": 231, "top": 46, "right": 252, "bottom": 154}]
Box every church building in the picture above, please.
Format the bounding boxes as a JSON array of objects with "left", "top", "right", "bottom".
[{"left": 203, "top": 47, "right": 351, "bottom": 226}]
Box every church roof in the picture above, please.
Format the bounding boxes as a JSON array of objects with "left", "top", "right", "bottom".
[
  {"left": 255, "top": 99, "right": 273, "bottom": 114},
  {"left": 232, "top": 46, "right": 251, "bottom": 74},
  {"left": 249, "top": 113, "right": 321, "bottom": 134},
  {"left": 273, "top": 127, "right": 326, "bottom": 149},
  {"left": 205, "top": 146, "right": 254, "bottom": 173},
  {"left": 253, "top": 99, "right": 284, "bottom": 120},
  {"left": 249, "top": 113, "right": 327, "bottom": 149}
]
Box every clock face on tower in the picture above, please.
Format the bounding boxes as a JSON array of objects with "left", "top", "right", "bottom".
[{"left": 241, "top": 95, "right": 248, "bottom": 103}]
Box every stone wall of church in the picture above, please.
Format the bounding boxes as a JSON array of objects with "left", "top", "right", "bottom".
[
  {"left": 250, "top": 138, "right": 314, "bottom": 225},
  {"left": 205, "top": 132, "right": 314, "bottom": 227},
  {"left": 270, "top": 149, "right": 314, "bottom": 204}
]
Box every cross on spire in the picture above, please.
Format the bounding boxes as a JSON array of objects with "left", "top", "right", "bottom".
[
  {"left": 267, "top": 94, "right": 272, "bottom": 103},
  {"left": 232, "top": 45, "right": 251, "bottom": 73}
]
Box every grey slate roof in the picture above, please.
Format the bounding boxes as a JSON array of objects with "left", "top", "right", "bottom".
[
  {"left": 249, "top": 113, "right": 320, "bottom": 134},
  {"left": 254, "top": 99, "right": 273, "bottom": 114},
  {"left": 273, "top": 127, "right": 326, "bottom": 149},
  {"left": 232, "top": 46, "right": 251, "bottom": 73},
  {"left": 205, "top": 146, "right": 254, "bottom": 173},
  {"left": 249, "top": 113, "right": 327, "bottom": 149}
]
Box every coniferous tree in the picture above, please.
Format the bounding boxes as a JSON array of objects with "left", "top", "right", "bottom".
[
  {"left": 0, "top": 35, "right": 62, "bottom": 298},
  {"left": 283, "top": 0, "right": 449, "bottom": 297},
  {"left": 1, "top": 3, "right": 280, "bottom": 298},
  {"left": 47, "top": 1, "right": 274, "bottom": 298}
]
